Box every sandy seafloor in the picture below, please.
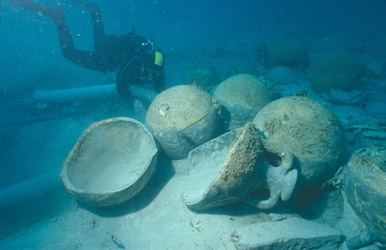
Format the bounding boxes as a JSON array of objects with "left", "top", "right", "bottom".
[{"left": 0, "top": 38, "right": 386, "bottom": 250}]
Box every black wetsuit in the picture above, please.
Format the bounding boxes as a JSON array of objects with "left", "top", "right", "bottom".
[{"left": 55, "top": 4, "right": 165, "bottom": 99}]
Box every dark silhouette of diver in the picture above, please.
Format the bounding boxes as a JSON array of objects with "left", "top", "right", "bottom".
[{"left": 11, "top": 0, "right": 165, "bottom": 100}]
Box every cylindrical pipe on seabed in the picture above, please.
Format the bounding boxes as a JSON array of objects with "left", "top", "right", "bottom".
[
  {"left": 2, "top": 85, "right": 157, "bottom": 128},
  {"left": 0, "top": 172, "right": 61, "bottom": 212},
  {"left": 33, "top": 84, "right": 117, "bottom": 104},
  {"left": 33, "top": 84, "right": 157, "bottom": 105}
]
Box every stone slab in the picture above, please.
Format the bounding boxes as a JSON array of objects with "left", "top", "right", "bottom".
[{"left": 233, "top": 217, "right": 344, "bottom": 250}]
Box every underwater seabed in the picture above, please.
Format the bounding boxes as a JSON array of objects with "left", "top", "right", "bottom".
[
  {"left": 0, "top": 152, "right": 363, "bottom": 249},
  {"left": 0, "top": 155, "right": 381, "bottom": 249},
  {"left": 0, "top": 98, "right": 384, "bottom": 250},
  {"left": 1, "top": 56, "right": 386, "bottom": 250}
]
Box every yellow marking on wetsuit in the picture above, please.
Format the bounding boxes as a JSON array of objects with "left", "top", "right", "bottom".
[{"left": 154, "top": 51, "right": 164, "bottom": 66}]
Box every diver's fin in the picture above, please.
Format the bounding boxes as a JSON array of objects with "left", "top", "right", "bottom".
[{"left": 10, "top": 0, "right": 64, "bottom": 23}]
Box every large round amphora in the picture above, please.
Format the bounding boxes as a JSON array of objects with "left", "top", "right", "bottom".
[
  {"left": 146, "top": 85, "right": 223, "bottom": 160},
  {"left": 253, "top": 96, "right": 345, "bottom": 187},
  {"left": 343, "top": 145, "right": 386, "bottom": 247},
  {"left": 213, "top": 74, "right": 272, "bottom": 130}
]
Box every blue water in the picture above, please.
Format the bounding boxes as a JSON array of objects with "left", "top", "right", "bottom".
[{"left": 0, "top": 0, "right": 385, "bottom": 249}]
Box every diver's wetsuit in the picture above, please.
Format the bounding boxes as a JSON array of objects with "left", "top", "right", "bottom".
[{"left": 11, "top": 0, "right": 165, "bottom": 99}]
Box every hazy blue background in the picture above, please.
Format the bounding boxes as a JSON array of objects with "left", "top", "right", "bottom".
[
  {"left": 1, "top": 0, "right": 386, "bottom": 243},
  {"left": 1, "top": 0, "right": 386, "bottom": 187},
  {"left": 2, "top": 0, "right": 386, "bottom": 89}
]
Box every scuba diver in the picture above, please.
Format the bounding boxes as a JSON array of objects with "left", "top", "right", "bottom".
[{"left": 10, "top": 0, "right": 165, "bottom": 100}]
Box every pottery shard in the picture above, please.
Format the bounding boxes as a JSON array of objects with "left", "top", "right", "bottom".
[{"left": 233, "top": 217, "right": 344, "bottom": 250}]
